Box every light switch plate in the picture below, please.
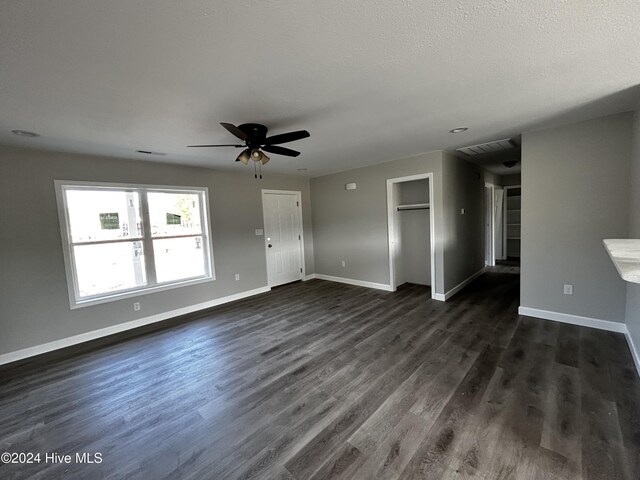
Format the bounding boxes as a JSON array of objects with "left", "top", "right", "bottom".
[{"left": 563, "top": 284, "right": 573, "bottom": 295}]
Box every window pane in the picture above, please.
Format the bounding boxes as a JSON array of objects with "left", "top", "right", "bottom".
[
  {"left": 148, "top": 192, "right": 203, "bottom": 237},
  {"left": 74, "top": 241, "right": 146, "bottom": 298},
  {"left": 154, "top": 236, "right": 206, "bottom": 283},
  {"left": 66, "top": 189, "right": 142, "bottom": 243}
]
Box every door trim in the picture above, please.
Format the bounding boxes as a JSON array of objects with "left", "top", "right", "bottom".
[
  {"left": 261, "top": 189, "right": 306, "bottom": 286},
  {"left": 385, "top": 173, "right": 437, "bottom": 300},
  {"left": 485, "top": 182, "right": 496, "bottom": 266}
]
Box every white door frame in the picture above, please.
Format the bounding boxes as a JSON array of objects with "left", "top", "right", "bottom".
[
  {"left": 386, "top": 173, "right": 437, "bottom": 299},
  {"left": 261, "top": 189, "right": 306, "bottom": 285},
  {"left": 485, "top": 182, "right": 496, "bottom": 266}
]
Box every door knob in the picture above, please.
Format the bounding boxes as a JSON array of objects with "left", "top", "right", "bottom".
[{"left": 268, "top": 244, "right": 273, "bottom": 248}]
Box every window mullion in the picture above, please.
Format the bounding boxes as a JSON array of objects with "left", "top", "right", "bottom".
[
  {"left": 140, "top": 190, "right": 158, "bottom": 286},
  {"left": 199, "top": 192, "right": 212, "bottom": 276}
]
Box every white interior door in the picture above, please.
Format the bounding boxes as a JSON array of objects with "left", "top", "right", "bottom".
[{"left": 262, "top": 191, "right": 303, "bottom": 287}]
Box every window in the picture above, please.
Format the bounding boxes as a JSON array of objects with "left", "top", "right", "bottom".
[{"left": 55, "top": 181, "right": 215, "bottom": 308}]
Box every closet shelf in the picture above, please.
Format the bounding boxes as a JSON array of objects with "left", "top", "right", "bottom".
[
  {"left": 603, "top": 239, "right": 640, "bottom": 284},
  {"left": 397, "top": 203, "right": 430, "bottom": 211}
]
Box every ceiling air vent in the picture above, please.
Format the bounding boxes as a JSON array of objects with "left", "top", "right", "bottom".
[{"left": 456, "top": 138, "right": 516, "bottom": 156}]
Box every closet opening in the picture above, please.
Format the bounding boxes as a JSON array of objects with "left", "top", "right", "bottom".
[{"left": 386, "top": 173, "right": 437, "bottom": 299}]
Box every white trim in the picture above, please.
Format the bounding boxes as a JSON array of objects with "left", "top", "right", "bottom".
[
  {"left": 386, "top": 172, "right": 439, "bottom": 300},
  {"left": 443, "top": 268, "right": 486, "bottom": 300},
  {"left": 433, "top": 293, "right": 446, "bottom": 301},
  {"left": 313, "top": 274, "right": 393, "bottom": 291},
  {"left": 303, "top": 274, "right": 317, "bottom": 281},
  {"left": 518, "top": 305, "right": 640, "bottom": 377},
  {"left": 625, "top": 331, "right": 640, "bottom": 377},
  {"left": 484, "top": 183, "right": 496, "bottom": 267},
  {"left": 517, "top": 306, "right": 627, "bottom": 333},
  {"left": 261, "top": 189, "right": 305, "bottom": 287},
  {"left": 0, "top": 286, "right": 270, "bottom": 366}
]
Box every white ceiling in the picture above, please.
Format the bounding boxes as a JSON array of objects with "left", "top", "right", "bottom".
[{"left": 1, "top": 1, "right": 639, "bottom": 177}]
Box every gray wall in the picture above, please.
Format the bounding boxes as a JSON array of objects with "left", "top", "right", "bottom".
[
  {"left": 521, "top": 112, "right": 633, "bottom": 323},
  {"left": 0, "top": 146, "right": 314, "bottom": 355},
  {"left": 500, "top": 173, "right": 521, "bottom": 187},
  {"left": 626, "top": 110, "right": 640, "bottom": 346},
  {"left": 441, "top": 153, "right": 486, "bottom": 290},
  {"left": 310, "top": 151, "right": 485, "bottom": 295},
  {"left": 310, "top": 151, "right": 444, "bottom": 291}
]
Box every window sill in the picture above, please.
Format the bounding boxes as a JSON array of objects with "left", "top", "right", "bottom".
[{"left": 70, "top": 274, "right": 216, "bottom": 309}]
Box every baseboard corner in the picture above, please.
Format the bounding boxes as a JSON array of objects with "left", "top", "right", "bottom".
[{"left": 443, "top": 268, "right": 486, "bottom": 301}]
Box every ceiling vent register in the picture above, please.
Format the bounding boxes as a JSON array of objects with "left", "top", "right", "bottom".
[{"left": 456, "top": 138, "right": 516, "bottom": 156}]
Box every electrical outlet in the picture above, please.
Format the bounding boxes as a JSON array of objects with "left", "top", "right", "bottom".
[
  {"left": 341, "top": 260, "right": 346, "bottom": 268},
  {"left": 235, "top": 274, "right": 240, "bottom": 281},
  {"left": 255, "top": 229, "right": 263, "bottom": 236},
  {"left": 133, "top": 302, "right": 141, "bottom": 311},
  {"left": 563, "top": 284, "right": 573, "bottom": 295}
]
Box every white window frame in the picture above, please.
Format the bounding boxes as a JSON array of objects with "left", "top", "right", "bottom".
[{"left": 54, "top": 180, "right": 216, "bottom": 309}]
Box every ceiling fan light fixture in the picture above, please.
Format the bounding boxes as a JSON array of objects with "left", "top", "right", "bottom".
[
  {"left": 251, "top": 148, "right": 263, "bottom": 161},
  {"left": 503, "top": 160, "right": 518, "bottom": 168},
  {"left": 236, "top": 149, "right": 251, "bottom": 165},
  {"left": 260, "top": 152, "right": 270, "bottom": 165}
]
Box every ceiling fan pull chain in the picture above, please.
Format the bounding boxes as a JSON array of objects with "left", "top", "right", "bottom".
[
  {"left": 254, "top": 161, "right": 257, "bottom": 179},
  {"left": 259, "top": 161, "right": 263, "bottom": 179}
]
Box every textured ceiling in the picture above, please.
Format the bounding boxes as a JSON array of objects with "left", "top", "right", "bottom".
[{"left": 1, "top": 1, "right": 639, "bottom": 177}]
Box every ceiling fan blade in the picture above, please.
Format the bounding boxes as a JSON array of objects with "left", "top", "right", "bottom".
[
  {"left": 187, "top": 144, "right": 243, "bottom": 147},
  {"left": 264, "top": 130, "right": 310, "bottom": 145},
  {"left": 221, "top": 122, "right": 248, "bottom": 141},
  {"left": 262, "top": 145, "right": 300, "bottom": 157}
]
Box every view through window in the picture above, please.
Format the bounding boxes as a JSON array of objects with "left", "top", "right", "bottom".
[{"left": 56, "top": 182, "right": 214, "bottom": 307}]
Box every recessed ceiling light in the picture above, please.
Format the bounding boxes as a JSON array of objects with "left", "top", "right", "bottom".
[
  {"left": 11, "top": 129, "right": 40, "bottom": 137},
  {"left": 136, "top": 150, "right": 166, "bottom": 156},
  {"left": 449, "top": 127, "right": 468, "bottom": 134}
]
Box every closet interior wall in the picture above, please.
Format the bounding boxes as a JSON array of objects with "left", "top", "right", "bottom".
[{"left": 394, "top": 179, "right": 431, "bottom": 287}]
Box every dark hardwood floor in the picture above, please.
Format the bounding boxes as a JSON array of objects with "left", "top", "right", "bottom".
[{"left": 1, "top": 273, "right": 639, "bottom": 479}]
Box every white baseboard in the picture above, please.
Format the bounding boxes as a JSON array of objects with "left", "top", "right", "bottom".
[
  {"left": 0, "top": 286, "right": 271, "bottom": 366},
  {"left": 518, "top": 306, "right": 639, "bottom": 377},
  {"left": 443, "top": 268, "right": 486, "bottom": 301},
  {"left": 517, "top": 306, "right": 627, "bottom": 333},
  {"left": 303, "top": 274, "right": 317, "bottom": 281},
  {"left": 433, "top": 293, "right": 446, "bottom": 301},
  {"left": 312, "top": 274, "right": 393, "bottom": 292},
  {"left": 625, "top": 331, "right": 640, "bottom": 377}
]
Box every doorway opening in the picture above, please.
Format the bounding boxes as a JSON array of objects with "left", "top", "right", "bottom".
[
  {"left": 261, "top": 189, "right": 305, "bottom": 287},
  {"left": 485, "top": 183, "right": 505, "bottom": 267},
  {"left": 386, "top": 173, "right": 437, "bottom": 299}
]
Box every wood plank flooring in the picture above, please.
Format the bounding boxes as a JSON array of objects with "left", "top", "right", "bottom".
[{"left": 1, "top": 273, "right": 639, "bottom": 479}]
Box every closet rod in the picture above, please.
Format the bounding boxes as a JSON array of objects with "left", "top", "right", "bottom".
[{"left": 397, "top": 206, "right": 430, "bottom": 211}]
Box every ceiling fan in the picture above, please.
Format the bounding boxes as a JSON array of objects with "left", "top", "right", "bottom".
[{"left": 188, "top": 123, "right": 310, "bottom": 178}]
